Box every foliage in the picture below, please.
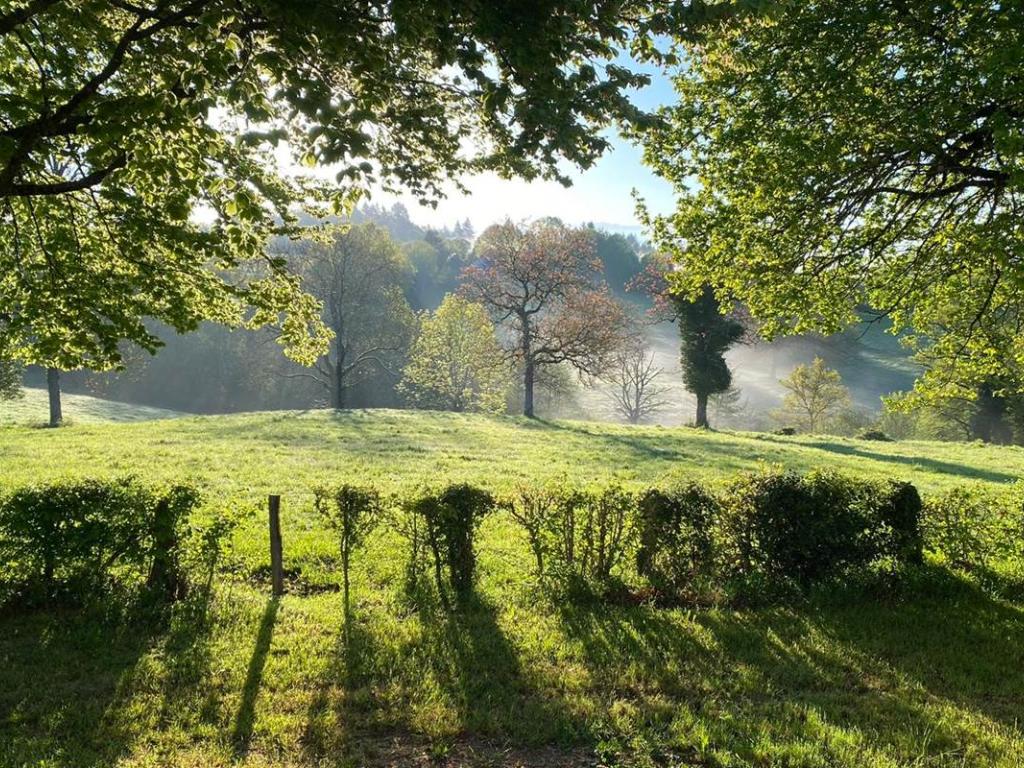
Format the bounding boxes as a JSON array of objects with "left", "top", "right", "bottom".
[
  {"left": 314, "top": 484, "right": 382, "bottom": 617},
  {"left": 775, "top": 357, "right": 851, "bottom": 433},
  {"left": 461, "top": 220, "right": 628, "bottom": 417},
  {"left": 923, "top": 485, "right": 1024, "bottom": 572},
  {"left": 858, "top": 430, "right": 893, "bottom": 442},
  {"left": 720, "top": 470, "right": 923, "bottom": 592},
  {"left": 408, "top": 483, "right": 495, "bottom": 602},
  {"left": 505, "top": 484, "right": 635, "bottom": 587},
  {"left": 0, "top": 477, "right": 202, "bottom": 608},
  {"left": 589, "top": 227, "right": 645, "bottom": 294},
  {"left": 604, "top": 337, "right": 670, "bottom": 423},
  {"left": 291, "top": 224, "right": 416, "bottom": 408},
  {"left": 403, "top": 232, "right": 474, "bottom": 310},
  {"left": 674, "top": 286, "right": 745, "bottom": 427},
  {"left": 0, "top": 1, "right": 662, "bottom": 371},
  {"left": 399, "top": 295, "right": 509, "bottom": 413},
  {"left": 643, "top": 0, "right": 1024, "bottom": 404},
  {"left": 635, "top": 484, "right": 719, "bottom": 603},
  {"left": 0, "top": 354, "right": 22, "bottom": 401}
]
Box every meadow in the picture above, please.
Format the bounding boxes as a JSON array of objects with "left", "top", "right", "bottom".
[{"left": 1, "top": 406, "right": 1023, "bottom": 767}]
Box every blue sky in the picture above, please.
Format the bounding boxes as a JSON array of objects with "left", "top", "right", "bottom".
[{"left": 384, "top": 59, "right": 679, "bottom": 235}]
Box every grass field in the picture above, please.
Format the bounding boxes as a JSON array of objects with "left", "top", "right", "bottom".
[
  {"left": 1, "top": 409, "right": 1022, "bottom": 767},
  {"left": 0, "top": 387, "right": 186, "bottom": 426}
]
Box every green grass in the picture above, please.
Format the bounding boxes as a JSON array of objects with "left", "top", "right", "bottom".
[
  {"left": 1, "top": 408, "right": 1023, "bottom": 767},
  {"left": 0, "top": 407, "right": 1020, "bottom": 495},
  {"left": 0, "top": 387, "right": 185, "bottom": 426}
]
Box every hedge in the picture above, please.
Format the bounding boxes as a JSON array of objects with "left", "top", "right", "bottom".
[{"left": 0, "top": 477, "right": 203, "bottom": 609}]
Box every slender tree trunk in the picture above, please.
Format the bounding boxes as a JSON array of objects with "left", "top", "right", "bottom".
[
  {"left": 521, "top": 318, "right": 535, "bottom": 418},
  {"left": 695, "top": 393, "right": 709, "bottom": 428},
  {"left": 333, "top": 344, "right": 346, "bottom": 409},
  {"left": 46, "top": 367, "right": 62, "bottom": 427},
  {"left": 523, "top": 361, "right": 535, "bottom": 418}
]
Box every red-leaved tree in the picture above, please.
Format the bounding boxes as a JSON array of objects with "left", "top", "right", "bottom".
[{"left": 461, "top": 220, "right": 627, "bottom": 417}]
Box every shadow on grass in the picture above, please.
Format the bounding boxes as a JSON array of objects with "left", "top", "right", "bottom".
[
  {"left": 231, "top": 596, "right": 280, "bottom": 757},
  {"left": 302, "top": 591, "right": 587, "bottom": 764},
  {"left": 0, "top": 595, "right": 213, "bottom": 768},
  {"left": 754, "top": 435, "right": 1018, "bottom": 484},
  {"left": 556, "top": 569, "right": 1024, "bottom": 763}
]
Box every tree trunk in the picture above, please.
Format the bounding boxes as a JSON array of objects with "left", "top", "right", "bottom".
[
  {"left": 695, "top": 393, "right": 709, "bottom": 428},
  {"left": 46, "top": 367, "right": 62, "bottom": 427},
  {"left": 521, "top": 318, "right": 535, "bottom": 418},
  {"left": 523, "top": 361, "right": 535, "bottom": 418},
  {"left": 333, "top": 346, "right": 346, "bottom": 409}
]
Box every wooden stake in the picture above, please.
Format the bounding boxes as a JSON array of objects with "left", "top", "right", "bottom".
[{"left": 268, "top": 494, "right": 284, "bottom": 596}]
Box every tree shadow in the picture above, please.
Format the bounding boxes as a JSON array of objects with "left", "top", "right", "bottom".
[
  {"left": 302, "top": 590, "right": 587, "bottom": 764},
  {"left": 416, "top": 594, "right": 582, "bottom": 742},
  {"left": 754, "top": 435, "right": 1018, "bottom": 484},
  {"left": 301, "top": 610, "right": 381, "bottom": 760},
  {"left": 231, "top": 596, "right": 280, "bottom": 757},
  {"left": 812, "top": 568, "right": 1024, "bottom": 732},
  {"left": 556, "top": 581, "right": 1024, "bottom": 763},
  {"left": 0, "top": 607, "right": 163, "bottom": 767}
]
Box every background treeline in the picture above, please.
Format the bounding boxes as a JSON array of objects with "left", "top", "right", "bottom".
[
  {"left": 25, "top": 204, "right": 651, "bottom": 415},
  {"left": 12, "top": 202, "right": 1024, "bottom": 443}
]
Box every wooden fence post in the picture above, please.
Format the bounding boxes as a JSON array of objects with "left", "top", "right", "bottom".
[{"left": 268, "top": 494, "right": 284, "bottom": 597}]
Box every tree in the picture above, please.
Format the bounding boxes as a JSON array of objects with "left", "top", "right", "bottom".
[
  {"left": 643, "top": 0, "right": 1024, "bottom": 406},
  {"left": 0, "top": 356, "right": 22, "bottom": 402},
  {"left": 708, "top": 386, "right": 745, "bottom": 428},
  {"left": 776, "top": 358, "right": 851, "bottom": 434},
  {"left": 606, "top": 339, "right": 669, "bottom": 423},
  {"left": 0, "top": 1, "right": 663, "bottom": 373},
  {"left": 293, "top": 224, "right": 415, "bottom": 409},
  {"left": 674, "top": 286, "right": 745, "bottom": 428},
  {"left": 590, "top": 227, "right": 643, "bottom": 295},
  {"left": 461, "top": 220, "right": 628, "bottom": 417},
  {"left": 399, "top": 295, "right": 508, "bottom": 413}
]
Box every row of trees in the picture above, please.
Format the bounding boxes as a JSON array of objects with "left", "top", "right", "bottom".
[{"left": 1, "top": 2, "right": 1021, "bottom": 438}]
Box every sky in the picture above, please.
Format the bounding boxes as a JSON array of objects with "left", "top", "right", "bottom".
[{"left": 371, "top": 59, "right": 680, "bottom": 236}]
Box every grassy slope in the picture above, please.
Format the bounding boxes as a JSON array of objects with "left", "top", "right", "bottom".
[
  {"left": 1, "top": 409, "right": 1023, "bottom": 768},
  {"left": 0, "top": 407, "right": 1020, "bottom": 495},
  {"left": 0, "top": 387, "right": 185, "bottom": 426}
]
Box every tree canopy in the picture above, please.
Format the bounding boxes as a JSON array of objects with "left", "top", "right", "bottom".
[
  {"left": 674, "top": 286, "right": 745, "bottom": 428},
  {"left": 0, "top": 0, "right": 666, "bottom": 370},
  {"left": 776, "top": 357, "right": 851, "bottom": 434},
  {"left": 643, "top": 0, "right": 1024, "bottom": 404},
  {"left": 462, "top": 220, "right": 626, "bottom": 417},
  {"left": 399, "top": 295, "right": 508, "bottom": 414},
  {"left": 291, "top": 223, "right": 414, "bottom": 409}
]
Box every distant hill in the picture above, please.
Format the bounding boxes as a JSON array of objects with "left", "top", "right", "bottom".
[{"left": 0, "top": 388, "right": 186, "bottom": 426}]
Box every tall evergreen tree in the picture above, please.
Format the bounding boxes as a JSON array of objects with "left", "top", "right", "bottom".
[{"left": 673, "top": 286, "right": 744, "bottom": 428}]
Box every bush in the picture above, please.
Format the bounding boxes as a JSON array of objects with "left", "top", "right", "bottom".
[
  {"left": 923, "top": 485, "right": 1023, "bottom": 571},
  {"left": 635, "top": 484, "right": 719, "bottom": 603},
  {"left": 0, "top": 477, "right": 202, "bottom": 608},
  {"left": 505, "top": 484, "right": 635, "bottom": 587},
  {"left": 857, "top": 429, "right": 893, "bottom": 442},
  {"left": 314, "top": 484, "right": 382, "bottom": 615},
  {"left": 409, "top": 484, "right": 494, "bottom": 603},
  {"left": 720, "top": 470, "right": 922, "bottom": 590}
]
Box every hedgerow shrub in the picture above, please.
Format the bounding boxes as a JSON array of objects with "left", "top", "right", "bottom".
[
  {"left": 502, "top": 483, "right": 560, "bottom": 577},
  {"left": 407, "top": 484, "right": 494, "bottom": 603},
  {"left": 504, "top": 484, "right": 635, "bottom": 587},
  {"left": 923, "top": 485, "right": 1023, "bottom": 571},
  {"left": 719, "top": 470, "right": 923, "bottom": 591},
  {"left": 314, "top": 484, "right": 382, "bottom": 616},
  {"left": 0, "top": 477, "right": 202, "bottom": 609},
  {"left": 635, "top": 484, "right": 719, "bottom": 603}
]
